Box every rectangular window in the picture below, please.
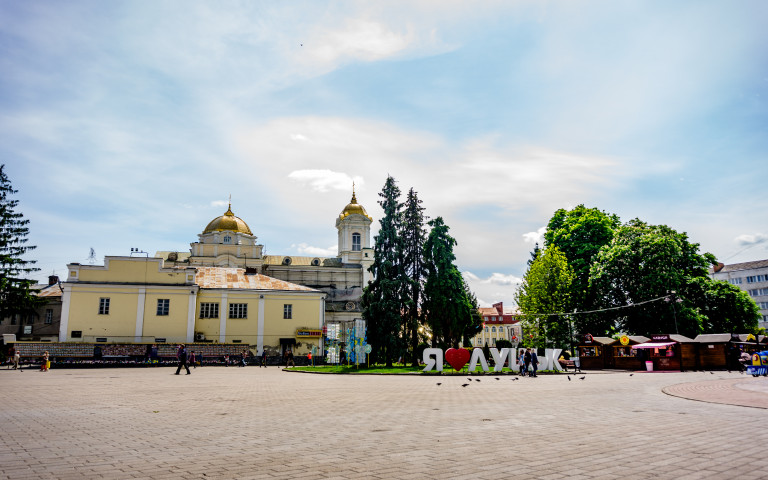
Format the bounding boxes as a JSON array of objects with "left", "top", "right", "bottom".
[
  {"left": 156, "top": 299, "right": 170, "bottom": 316},
  {"left": 200, "top": 303, "right": 219, "bottom": 319},
  {"left": 229, "top": 303, "right": 247, "bottom": 319},
  {"left": 759, "top": 302, "right": 768, "bottom": 309},
  {"left": 730, "top": 278, "right": 742, "bottom": 285},
  {"left": 71, "top": 330, "right": 82, "bottom": 338},
  {"left": 98, "top": 298, "right": 110, "bottom": 315},
  {"left": 352, "top": 233, "right": 361, "bottom": 251},
  {"left": 749, "top": 288, "right": 768, "bottom": 297},
  {"left": 45, "top": 309, "right": 53, "bottom": 324},
  {"left": 284, "top": 304, "right": 292, "bottom": 319},
  {"left": 746, "top": 275, "right": 768, "bottom": 283}
]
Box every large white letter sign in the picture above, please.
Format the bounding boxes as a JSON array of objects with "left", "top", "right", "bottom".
[
  {"left": 490, "top": 348, "right": 510, "bottom": 372},
  {"left": 546, "top": 348, "right": 562, "bottom": 371},
  {"left": 422, "top": 348, "right": 443, "bottom": 372},
  {"left": 468, "top": 348, "right": 489, "bottom": 372}
]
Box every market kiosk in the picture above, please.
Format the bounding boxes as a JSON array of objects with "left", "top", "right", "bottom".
[
  {"left": 693, "top": 333, "right": 753, "bottom": 370},
  {"left": 578, "top": 335, "right": 616, "bottom": 370},
  {"left": 631, "top": 334, "right": 695, "bottom": 371},
  {"left": 611, "top": 335, "right": 649, "bottom": 370}
]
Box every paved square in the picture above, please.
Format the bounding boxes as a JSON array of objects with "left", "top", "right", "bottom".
[{"left": 1, "top": 367, "right": 767, "bottom": 479}]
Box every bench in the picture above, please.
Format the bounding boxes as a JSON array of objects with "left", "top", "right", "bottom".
[{"left": 559, "top": 359, "right": 580, "bottom": 372}]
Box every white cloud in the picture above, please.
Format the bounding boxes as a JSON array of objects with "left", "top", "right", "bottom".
[
  {"left": 523, "top": 226, "right": 546, "bottom": 245},
  {"left": 305, "top": 19, "right": 414, "bottom": 65},
  {"left": 735, "top": 233, "right": 768, "bottom": 246},
  {"left": 211, "top": 200, "right": 229, "bottom": 208},
  {"left": 463, "top": 271, "right": 522, "bottom": 308},
  {"left": 288, "top": 170, "right": 365, "bottom": 193},
  {"left": 293, "top": 243, "right": 338, "bottom": 257}
]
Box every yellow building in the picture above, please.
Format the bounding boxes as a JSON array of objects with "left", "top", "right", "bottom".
[{"left": 59, "top": 190, "right": 373, "bottom": 356}]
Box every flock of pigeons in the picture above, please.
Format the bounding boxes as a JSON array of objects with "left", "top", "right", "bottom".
[{"left": 436, "top": 374, "right": 589, "bottom": 388}]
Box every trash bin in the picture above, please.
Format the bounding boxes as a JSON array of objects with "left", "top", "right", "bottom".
[{"left": 645, "top": 361, "right": 653, "bottom": 372}]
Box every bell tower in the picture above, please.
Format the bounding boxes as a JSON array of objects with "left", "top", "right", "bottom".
[{"left": 335, "top": 186, "right": 373, "bottom": 273}]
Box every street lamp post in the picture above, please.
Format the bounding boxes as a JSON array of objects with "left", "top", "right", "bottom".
[{"left": 666, "top": 291, "right": 682, "bottom": 335}]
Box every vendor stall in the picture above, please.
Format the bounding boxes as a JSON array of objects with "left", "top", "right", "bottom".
[
  {"left": 578, "top": 334, "right": 616, "bottom": 370},
  {"left": 611, "top": 335, "right": 649, "bottom": 370},
  {"left": 631, "top": 334, "right": 695, "bottom": 371},
  {"left": 693, "top": 333, "right": 756, "bottom": 370}
]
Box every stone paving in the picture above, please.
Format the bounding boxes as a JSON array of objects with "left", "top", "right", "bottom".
[{"left": 1, "top": 366, "right": 767, "bottom": 479}]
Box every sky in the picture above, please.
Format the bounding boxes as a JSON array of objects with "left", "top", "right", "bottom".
[{"left": 2, "top": 1, "right": 767, "bottom": 308}]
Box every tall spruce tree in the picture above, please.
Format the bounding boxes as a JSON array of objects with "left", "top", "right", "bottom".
[
  {"left": 401, "top": 188, "right": 427, "bottom": 367},
  {"left": 422, "top": 217, "right": 479, "bottom": 348},
  {"left": 361, "top": 176, "right": 404, "bottom": 367},
  {"left": 0, "top": 164, "right": 43, "bottom": 323}
]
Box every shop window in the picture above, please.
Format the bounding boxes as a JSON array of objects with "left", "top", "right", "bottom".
[
  {"left": 200, "top": 303, "right": 219, "bottom": 319},
  {"left": 98, "top": 298, "right": 110, "bottom": 315},
  {"left": 229, "top": 303, "right": 247, "bottom": 319},
  {"left": 581, "top": 346, "right": 600, "bottom": 357},
  {"left": 284, "top": 304, "right": 292, "bottom": 319},
  {"left": 156, "top": 299, "right": 170, "bottom": 316}
]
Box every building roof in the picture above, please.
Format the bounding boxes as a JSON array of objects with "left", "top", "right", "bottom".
[
  {"left": 194, "top": 267, "right": 319, "bottom": 292},
  {"left": 36, "top": 284, "right": 63, "bottom": 298},
  {"left": 339, "top": 190, "right": 372, "bottom": 221},
  {"left": 262, "top": 255, "right": 343, "bottom": 267},
  {"left": 711, "top": 259, "right": 768, "bottom": 273},
  {"left": 202, "top": 205, "right": 253, "bottom": 235}
]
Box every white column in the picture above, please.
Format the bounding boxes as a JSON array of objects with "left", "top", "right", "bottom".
[
  {"left": 134, "top": 288, "right": 146, "bottom": 342},
  {"left": 219, "top": 292, "right": 228, "bottom": 343},
  {"left": 186, "top": 290, "right": 197, "bottom": 343},
  {"left": 58, "top": 286, "right": 71, "bottom": 342},
  {"left": 257, "top": 295, "right": 265, "bottom": 354}
]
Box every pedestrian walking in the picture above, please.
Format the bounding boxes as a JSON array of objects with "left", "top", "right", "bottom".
[
  {"left": 175, "top": 344, "right": 191, "bottom": 375},
  {"left": 523, "top": 349, "right": 532, "bottom": 377},
  {"left": 530, "top": 349, "right": 539, "bottom": 377},
  {"left": 13, "top": 350, "right": 21, "bottom": 371},
  {"left": 40, "top": 351, "right": 49, "bottom": 372},
  {"left": 261, "top": 349, "right": 267, "bottom": 368},
  {"left": 189, "top": 350, "right": 197, "bottom": 369},
  {"left": 519, "top": 349, "right": 527, "bottom": 376}
]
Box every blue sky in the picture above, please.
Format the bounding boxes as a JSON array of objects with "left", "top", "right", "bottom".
[{"left": 2, "top": 1, "right": 767, "bottom": 307}]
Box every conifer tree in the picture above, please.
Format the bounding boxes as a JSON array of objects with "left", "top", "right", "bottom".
[
  {"left": 422, "top": 217, "right": 479, "bottom": 348},
  {"left": 401, "top": 188, "right": 427, "bottom": 366},
  {"left": 0, "top": 165, "right": 43, "bottom": 323},
  {"left": 362, "top": 176, "right": 404, "bottom": 367}
]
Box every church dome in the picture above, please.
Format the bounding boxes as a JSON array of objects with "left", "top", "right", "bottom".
[
  {"left": 339, "top": 191, "right": 371, "bottom": 221},
  {"left": 203, "top": 205, "right": 253, "bottom": 235}
]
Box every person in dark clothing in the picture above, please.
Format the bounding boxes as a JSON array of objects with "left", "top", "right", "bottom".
[
  {"left": 530, "top": 349, "right": 539, "bottom": 377},
  {"left": 175, "top": 344, "right": 190, "bottom": 375},
  {"left": 261, "top": 349, "right": 267, "bottom": 368},
  {"left": 523, "top": 349, "right": 532, "bottom": 376}
]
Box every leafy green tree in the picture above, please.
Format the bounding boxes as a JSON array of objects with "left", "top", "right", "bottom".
[
  {"left": 362, "top": 176, "right": 404, "bottom": 367},
  {"left": 515, "top": 246, "right": 575, "bottom": 349},
  {"left": 462, "top": 280, "right": 483, "bottom": 346},
  {"left": 422, "top": 217, "right": 479, "bottom": 348},
  {"left": 544, "top": 205, "right": 621, "bottom": 315},
  {"left": 400, "top": 188, "right": 427, "bottom": 367},
  {"left": 0, "top": 165, "right": 44, "bottom": 324},
  {"left": 686, "top": 277, "right": 760, "bottom": 334},
  {"left": 589, "top": 219, "right": 716, "bottom": 337}
]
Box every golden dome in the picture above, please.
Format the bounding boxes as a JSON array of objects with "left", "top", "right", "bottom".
[
  {"left": 339, "top": 190, "right": 372, "bottom": 221},
  {"left": 203, "top": 205, "right": 253, "bottom": 235}
]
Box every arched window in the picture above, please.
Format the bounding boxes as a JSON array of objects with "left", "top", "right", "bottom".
[
  {"left": 352, "top": 233, "right": 361, "bottom": 251},
  {"left": 491, "top": 326, "right": 496, "bottom": 333}
]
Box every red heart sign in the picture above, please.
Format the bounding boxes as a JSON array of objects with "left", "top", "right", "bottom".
[{"left": 445, "top": 348, "right": 470, "bottom": 371}]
